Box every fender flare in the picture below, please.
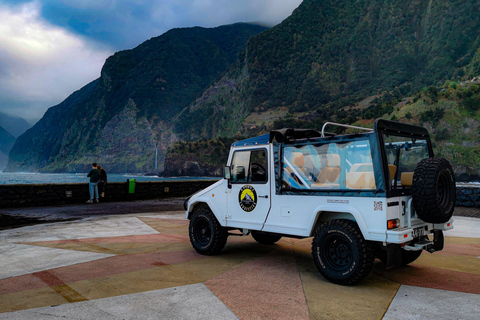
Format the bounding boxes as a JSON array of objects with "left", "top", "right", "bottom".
[
  {"left": 187, "top": 198, "right": 226, "bottom": 226},
  {"left": 308, "top": 204, "right": 370, "bottom": 239}
]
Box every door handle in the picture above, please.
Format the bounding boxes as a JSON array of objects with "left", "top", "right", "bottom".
[{"left": 259, "top": 195, "right": 268, "bottom": 199}]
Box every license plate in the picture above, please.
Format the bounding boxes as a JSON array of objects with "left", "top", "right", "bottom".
[{"left": 412, "top": 227, "right": 425, "bottom": 238}]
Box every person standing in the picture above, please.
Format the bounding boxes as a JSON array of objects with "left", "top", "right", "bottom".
[
  {"left": 97, "top": 164, "right": 108, "bottom": 198},
  {"left": 87, "top": 162, "right": 100, "bottom": 203}
]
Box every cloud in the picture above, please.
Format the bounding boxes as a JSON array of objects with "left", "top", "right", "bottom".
[
  {"left": 0, "top": 0, "right": 303, "bottom": 123},
  {"left": 22, "top": 0, "right": 303, "bottom": 49},
  {"left": 0, "top": 1, "right": 111, "bottom": 123},
  {"left": 187, "top": 0, "right": 302, "bottom": 27}
]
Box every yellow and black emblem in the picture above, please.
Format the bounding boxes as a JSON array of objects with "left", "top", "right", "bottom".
[{"left": 238, "top": 185, "right": 257, "bottom": 212}]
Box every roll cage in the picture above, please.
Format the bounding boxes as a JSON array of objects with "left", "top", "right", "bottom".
[{"left": 269, "top": 119, "right": 434, "bottom": 198}]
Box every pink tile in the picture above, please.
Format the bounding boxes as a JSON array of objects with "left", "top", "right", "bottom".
[{"left": 206, "top": 244, "right": 309, "bottom": 320}]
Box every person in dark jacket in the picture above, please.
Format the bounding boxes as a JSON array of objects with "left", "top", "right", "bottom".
[
  {"left": 87, "top": 162, "right": 100, "bottom": 203},
  {"left": 97, "top": 164, "right": 108, "bottom": 198}
]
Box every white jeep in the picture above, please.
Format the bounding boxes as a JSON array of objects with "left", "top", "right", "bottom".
[{"left": 184, "top": 119, "right": 456, "bottom": 285}]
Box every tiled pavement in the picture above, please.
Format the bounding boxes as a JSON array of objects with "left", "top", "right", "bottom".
[{"left": 0, "top": 209, "right": 479, "bottom": 319}]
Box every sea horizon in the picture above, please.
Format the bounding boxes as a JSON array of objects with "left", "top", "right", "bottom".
[{"left": 0, "top": 172, "right": 217, "bottom": 185}]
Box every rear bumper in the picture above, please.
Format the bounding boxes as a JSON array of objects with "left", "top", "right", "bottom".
[{"left": 386, "top": 219, "right": 453, "bottom": 244}]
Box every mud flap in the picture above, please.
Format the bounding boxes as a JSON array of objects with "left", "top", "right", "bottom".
[
  {"left": 433, "top": 230, "right": 444, "bottom": 251},
  {"left": 386, "top": 244, "right": 402, "bottom": 269}
]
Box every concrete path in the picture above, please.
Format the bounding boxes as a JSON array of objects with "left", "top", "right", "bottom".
[{"left": 0, "top": 211, "right": 479, "bottom": 319}]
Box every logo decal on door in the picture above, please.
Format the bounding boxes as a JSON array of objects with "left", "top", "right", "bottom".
[{"left": 238, "top": 185, "right": 257, "bottom": 212}]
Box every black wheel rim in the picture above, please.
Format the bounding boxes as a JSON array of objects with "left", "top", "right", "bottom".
[
  {"left": 322, "top": 234, "right": 353, "bottom": 271},
  {"left": 194, "top": 217, "right": 211, "bottom": 246}
]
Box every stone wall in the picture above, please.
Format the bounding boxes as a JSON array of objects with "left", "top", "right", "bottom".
[
  {"left": 456, "top": 184, "right": 480, "bottom": 208},
  {"left": 1, "top": 180, "right": 478, "bottom": 209},
  {"left": 0, "top": 180, "right": 218, "bottom": 209}
]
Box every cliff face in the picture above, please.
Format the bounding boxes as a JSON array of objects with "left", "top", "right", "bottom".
[{"left": 5, "top": 23, "right": 267, "bottom": 173}]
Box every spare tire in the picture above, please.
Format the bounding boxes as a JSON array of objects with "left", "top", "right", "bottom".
[{"left": 412, "top": 157, "right": 456, "bottom": 223}]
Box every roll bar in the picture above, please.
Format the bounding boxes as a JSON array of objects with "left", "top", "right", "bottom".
[{"left": 321, "top": 122, "right": 373, "bottom": 137}]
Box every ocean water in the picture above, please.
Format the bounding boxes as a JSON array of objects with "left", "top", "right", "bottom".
[{"left": 0, "top": 172, "right": 215, "bottom": 185}]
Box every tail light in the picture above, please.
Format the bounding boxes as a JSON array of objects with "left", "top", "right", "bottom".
[{"left": 387, "top": 219, "right": 400, "bottom": 229}]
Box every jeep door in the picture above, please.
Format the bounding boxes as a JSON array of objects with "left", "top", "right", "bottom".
[{"left": 226, "top": 148, "right": 271, "bottom": 230}]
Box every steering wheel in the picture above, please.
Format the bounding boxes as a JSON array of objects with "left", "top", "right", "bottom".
[{"left": 250, "top": 162, "right": 267, "bottom": 181}]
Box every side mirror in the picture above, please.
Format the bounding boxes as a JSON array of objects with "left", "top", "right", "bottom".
[
  {"left": 224, "top": 166, "right": 231, "bottom": 180},
  {"left": 224, "top": 167, "right": 232, "bottom": 189}
]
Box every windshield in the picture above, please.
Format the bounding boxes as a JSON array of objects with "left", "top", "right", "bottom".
[{"left": 383, "top": 134, "right": 430, "bottom": 189}]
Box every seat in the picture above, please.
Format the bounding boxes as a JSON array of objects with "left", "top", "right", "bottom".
[
  {"left": 293, "top": 152, "right": 305, "bottom": 170},
  {"left": 346, "top": 162, "right": 376, "bottom": 189},
  {"left": 388, "top": 164, "right": 397, "bottom": 181},
  {"left": 312, "top": 154, "right": 341, "bottom": 188},
  {"left": 401, "top": 172, "right": 414, "bottom": 186}
]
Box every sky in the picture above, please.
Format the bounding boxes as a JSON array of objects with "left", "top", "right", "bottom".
[{"left": 0, "top": 0, "right": 303, "bottom": 125}]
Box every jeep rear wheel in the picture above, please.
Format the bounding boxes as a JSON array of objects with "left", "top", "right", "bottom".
[
  {"left": 312, "top": 220, "right": 374, "bottom": 285},
  {"left": 401, "top": 249, "right": 422, "bottom": 266},
  {"left": 376, "top": 248, "right": 422, "bottom": 266},
  {"left": 251, "top": 231, "right": 282, "bottom": 245},
  {"left": 412, "top": 157, "right": 456, "bottom": 223},
  {"left": 189, "top": 206, "right": 228, "bottom": 255}
]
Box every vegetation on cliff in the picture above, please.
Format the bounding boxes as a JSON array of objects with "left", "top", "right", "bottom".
[{"left": 177, "top": 0, "right": 480, "bottom": 140}]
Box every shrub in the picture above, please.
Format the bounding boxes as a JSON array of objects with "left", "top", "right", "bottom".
[
  {"left": 435, "top": 128, "right": 450, "bottom": 141},
  {"left": 419, "top": 108, "right": 445, "bottom": 125}
]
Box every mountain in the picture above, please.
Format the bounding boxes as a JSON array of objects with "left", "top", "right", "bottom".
[
  {"left": 0, "top": 112, "right": 31, "bottom": 138},
  {"left": 168, "top": 0, "right": 480, "bottom": 179},
  {"left": 176, "top": 0, "right": 480, "bottom": 140},
  {"left": 0, "top": 125, "right": 15, "bottom": 170},
  {"left": 4, "top": 23, "right": 267, "bottom": 173},
  {"left": 6, "top": 0, "right": 480, "bottom": 179}
]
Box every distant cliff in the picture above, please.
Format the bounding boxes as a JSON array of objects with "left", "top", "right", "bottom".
[
  {"left": 0, "top": 112, "right": 31, "bottom": 138},
  {"left": 5, "top": 23, "right": 267, "bottom": 173},
  {"left": 0, "top": 125, "right": 15, "bottom": 170},
  {"left": 163, "top": 138, "right": 235, "bottom": 177}
]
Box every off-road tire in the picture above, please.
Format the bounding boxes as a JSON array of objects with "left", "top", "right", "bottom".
[
  {"left": 189, "top": 206, "right": 228, "bottom": 255},
  {"left": 412, "top": 157, "right": 456, "bottom": 223},
  {"left": 312, "top": 220, "right": 375, "bottom": 285},
  {"left": 251, "top": 231, "right": 282, "bottom": 245}
]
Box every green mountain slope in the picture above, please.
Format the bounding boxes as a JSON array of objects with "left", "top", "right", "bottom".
[
  {"left": 176, "top": 0, "right": 480, "bottom": 140},
  {"left": 5, "top": 23, "right": 267, "bottom": 173}
]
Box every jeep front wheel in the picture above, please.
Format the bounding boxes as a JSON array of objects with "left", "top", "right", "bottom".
[
  {"left": 312, "top": 220, "right": 374, "bottom": 285},
  {"left": 189, "top": 206, "right": 228, "bottom": 255},
  {"left": 251, "top": 231, "right": 282, "bottom": 245}
]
